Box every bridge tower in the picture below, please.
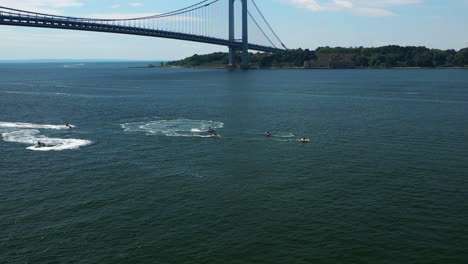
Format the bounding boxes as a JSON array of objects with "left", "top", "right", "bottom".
[
  {"left": 228, "top": 0, "right": 249, "bottom": 69},
  {"left": 241, "top": 0, "right": 249, "bottom": 69},
  {"left": 228, "top": 0, "right": 235, "bottom": 68}
]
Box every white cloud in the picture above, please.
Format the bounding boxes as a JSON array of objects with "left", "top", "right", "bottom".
[
  {"left": 363, "top": 0, "right": 421, "bottom": 6},
  {"left": 279, "top": 0, "right": 422, "bottom": 17},
  {"left": 111, "top": 4, "right": 121, "bottom": 9},
  {"left": 0, "top": 0, "right": 83, "bottom": 14},
  {"left": 333, "top": 0, "right": 353, "bottom": 9},
  {"left": 129, "top": 3, "right": 143, "bottom": 7},
  {"left": 353, "top": 7, "right": 396, "bottom": 17}
]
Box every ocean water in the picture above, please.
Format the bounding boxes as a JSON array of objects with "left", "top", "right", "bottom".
[{"left": 0, "top": 63, "right": 467, "bottom": 263}]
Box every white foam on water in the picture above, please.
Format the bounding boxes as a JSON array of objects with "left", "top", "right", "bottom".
[
  {"left": 2, "top": 130, "right": 91, "bottom": 151},
  {"left": 5, "top": 91, "right": 69, "bottom": 96},
  {"left": 165, "top": 131, "right": 213, "bottom": 138},
  {"left": 63, "top": 64, "right": 85, "bottom": 68},
  {"left": 273, "top": 132, "right": 295, "bottom": 138},
  {"left": 121, "top": 119, "right": 223, "bottom": 138},
  {"left": 0, "top": 122, "right": 74, "bottom": 130}
]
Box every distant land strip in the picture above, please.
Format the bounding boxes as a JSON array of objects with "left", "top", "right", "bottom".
[{"left": 160, "top": 45, "right": 468, "bottom": 69}]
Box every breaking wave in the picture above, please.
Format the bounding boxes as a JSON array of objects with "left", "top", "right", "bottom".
[{"left": 121, "top": 119, "right": 223, "bottom": 137}]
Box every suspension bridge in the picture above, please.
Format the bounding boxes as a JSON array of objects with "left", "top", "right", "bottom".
[{"left": 0, "top": 0, "right": 287, "bottom": 68}]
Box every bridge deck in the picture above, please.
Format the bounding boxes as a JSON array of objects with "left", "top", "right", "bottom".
[{"left": 0, "top": 14, "right": 284, "bottom": 53}]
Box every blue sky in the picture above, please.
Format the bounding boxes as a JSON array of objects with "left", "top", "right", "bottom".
[{"left": 0, "top": 0, "right": 467, "bottom": 60}]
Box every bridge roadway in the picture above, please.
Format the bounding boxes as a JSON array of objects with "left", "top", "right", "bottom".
[{"left": 0, "top": 13, "right": 284, "bottom": 53}]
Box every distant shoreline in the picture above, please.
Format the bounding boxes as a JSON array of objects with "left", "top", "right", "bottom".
[
  {"left": 129, "top": 65, "right": 468, "bottom": 70},
  {"left": 160, "top": 46, "right": 468, "bottom": 69}
]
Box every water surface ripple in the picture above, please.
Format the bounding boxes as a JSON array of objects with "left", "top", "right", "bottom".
[{"left": 1, "top": 63, "right": 467, "bottom": 263}]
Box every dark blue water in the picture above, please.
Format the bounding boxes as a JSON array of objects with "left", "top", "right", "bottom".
[{"left": 1, "top": 63, "right": 467, "bottom": 263}]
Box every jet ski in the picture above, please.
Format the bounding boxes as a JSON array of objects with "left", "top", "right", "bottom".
[
  {"left": 265, "top": 131, "right": 272, "bottom": 137},
  {"left": 36, "top": 141, "right": 47, "bottom": 147},
  {"left": 300, "top": 137, "right": 310, "bottom": 143}
]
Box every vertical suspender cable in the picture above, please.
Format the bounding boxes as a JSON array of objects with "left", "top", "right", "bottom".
[{"left": 250, "top": 0, "right": 287, "bottom": 49}]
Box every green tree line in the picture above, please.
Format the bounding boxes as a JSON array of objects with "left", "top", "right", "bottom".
[
  {"left": 166, "top": 46, "right": 468, "bottom": 68},
  {"left": 344, "top": 46, "right": 468, "bottom": 67}
]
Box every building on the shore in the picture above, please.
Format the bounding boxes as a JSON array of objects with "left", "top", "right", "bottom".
[{"left": 304, "top": 59, "right": 355, "bottom": 69}]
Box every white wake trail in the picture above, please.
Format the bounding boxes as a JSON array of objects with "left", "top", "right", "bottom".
[
  {"left": 0, "top": 122, "right": 74, "bottom": 130},
  {"left": 2, "top": 130, "right": 91, "bottom": 151}
]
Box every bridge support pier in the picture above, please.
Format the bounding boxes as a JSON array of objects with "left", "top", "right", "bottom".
[{"left": 228, "top": 47, "right": 236, "bottom": 69}]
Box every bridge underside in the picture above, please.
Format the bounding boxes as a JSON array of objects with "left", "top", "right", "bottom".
[{"left": 0, "top": 15, "right": 284, "bottom": 54}]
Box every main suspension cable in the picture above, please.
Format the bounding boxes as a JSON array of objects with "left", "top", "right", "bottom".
[
  {"left": 0, "top": 0, "right": 219, "bottom": 22},
  {"left": 248, "top": 11, "right": 277, "bottom": 48},
  {"left": 250, "top": 0, "right": 287, "bottom": 49}
]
